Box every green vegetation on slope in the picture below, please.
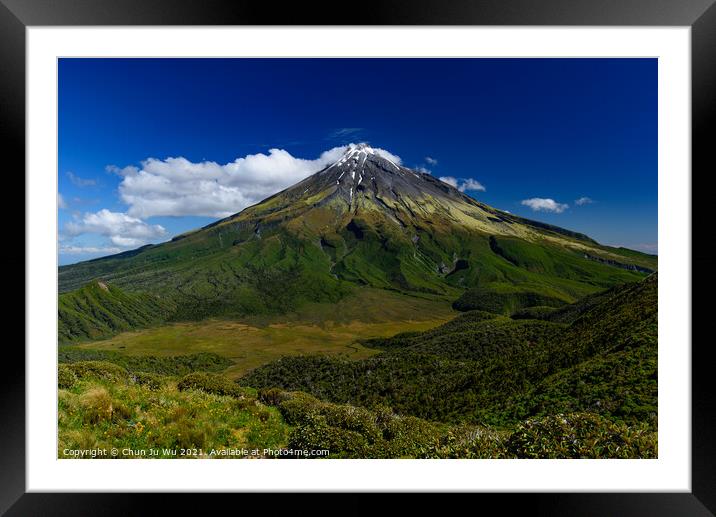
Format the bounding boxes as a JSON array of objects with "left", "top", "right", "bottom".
[
  {"left": 57, "top": 168, "right": 656, "bottom": 342},
  {"left": 58, "top": 362, "right": 656, "bottom": 459},
  {"left": 240, "top": 275, "right": 657, "bottom": 429},
  {"left": 58, "top": 362, "right": 288, "bottom": 458},
  {"left": 450, "top": 235, "right": 651, "bottom": 315},
  {"left": 59, "top": 281, "right": 177, "bottom": 344},
  {"left": 59, "top": 227, "right": 355, "bottom": 322},
  {"left": 58, "top": 349, "right": 233, "bottom": 376}
]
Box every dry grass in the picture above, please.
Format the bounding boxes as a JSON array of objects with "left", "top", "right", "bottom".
[{"left": 77, "top": 289, "right": 456, "bottom": 379}]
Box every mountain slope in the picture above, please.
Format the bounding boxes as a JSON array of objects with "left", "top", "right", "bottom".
[
  {"left": 59, "top": 281, "right": 177, "bottom": 343},
  {"left": 59, "top": 144, "right": 656, "bottom": 335},
  {"left": 240, "top": 274, "right": 657, "bottom": 428}
]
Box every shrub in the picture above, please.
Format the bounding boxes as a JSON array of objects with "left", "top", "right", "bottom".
[
  {"left": 320, "top": 404, "right": 382, "bottom": 443},
  {"left": 177, "top": 372, "right": 248, "bottom": 398},
  {"left": 58, "top": 364, "right": 77, "bottom": 389},
  {"left": 511, "top": 306, "right": 557, "bottom": 320},
  {"left": 258, "top": 387, "right": 292, "bottom": 406},
  {"left": 287, "top": 419, "right": 369, "bottom": 458},
  {"left": 166, "top": 420, "right": 207, "bottom": 449},
  {"left": 79, "top": 387, "right": 131, "bottom": 424},
  {"left": 428, "top": 425, "right": 508, "bottom": 459},
  {"left": 379, "top": 415, "right": 444, "bottom": 458},
  {"left": 505, "top": 413, "right": 657, "bottom": 459},
  {"left": 131, "top": 372, "right": 164, "bottom": 390},
  {"left": 275, "top": 392, "right": 323, "bottom": 425},
  {"left": 273, "top": 390, "right": 447, "bottom": 458},
  {"left": 58, "top": 348, "right": 233, "bottom": 376},
  {"left": 68, "top": 361, "right": 129, "bottom": 383}
]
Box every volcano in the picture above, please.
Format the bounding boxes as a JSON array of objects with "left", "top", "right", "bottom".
[
  {"left": 59, "top": 144, "right": 656, "bottom": 341},
  {"left": 219, "top": 143, "right": 594, "bottom": 241}
]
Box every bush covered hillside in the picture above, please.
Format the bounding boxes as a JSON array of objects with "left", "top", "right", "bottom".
[
  {"left": 240, "top": 274, "right": 658, "bottom": 432},
  {"left": 59, "top": 281, "right": 176, "bottom": 343},
  {"left": 60, "top": 274, "right": 656, "bottom": 459},
  {"left": 58, "top": 349, "right": 234, "bottom": 376},
  {"left": 58, "top": 364, "right": 289, "bottom": 458},
  {"left": 58, "top": 361, "right": 656, "bottom": 459}
]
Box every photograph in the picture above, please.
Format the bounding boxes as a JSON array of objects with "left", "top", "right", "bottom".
[{"left": 56, "top": 57, "right": 658, "bottom": 460}]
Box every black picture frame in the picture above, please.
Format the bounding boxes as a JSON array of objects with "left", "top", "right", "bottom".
[{"left": 3, "top": 0, "right": 714, "bottom": 514}]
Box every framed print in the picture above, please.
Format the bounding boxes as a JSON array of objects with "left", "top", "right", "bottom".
[{"left": 3, "top": 0, "right": 715, "bottom": 514}]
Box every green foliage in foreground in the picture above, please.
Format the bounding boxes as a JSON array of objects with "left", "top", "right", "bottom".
[
  {"left": 177, "top": 372, "right": 254, "bottom": 398},
  {"left": 505, "top": 413, "right": 656, "bottom": 459},
  {"left": 58, "top": 364, "right": 288, "bottom": 458},
  {"left": 64, "top": 361, "right": 130, "bottom": 383},
  {"left": 58, "top": 349, "right": 233, "bottom": 376},
  {"left": 58, "top": 274, "right": 658, "bottom": 459},
  {"left": 241, "top": 275, "right": 657, "bottom": 430},
  {"left": 261, "top": 389, "right": 507, "bottom": 459},
  {"left": 58, "top": 363, "right": 78, "bottom": 389},
  {"left": 256, "top": 389, "right": 655, "bottom": 459},
  {"left": 59, "top": 360, "right": 657, "bottom": 459}
]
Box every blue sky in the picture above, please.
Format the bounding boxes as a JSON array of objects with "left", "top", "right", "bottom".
[{"left": 59, "top": 58, "right": 657, "bottom": 265}]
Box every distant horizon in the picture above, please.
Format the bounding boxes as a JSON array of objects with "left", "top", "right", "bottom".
[{"left": 59, "top": 58, "right": 657, "bottom": 265}]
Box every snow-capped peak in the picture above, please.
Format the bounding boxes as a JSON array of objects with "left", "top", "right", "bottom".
[{"left": 332, "top": 143, "right": 402, "bottom": 170}]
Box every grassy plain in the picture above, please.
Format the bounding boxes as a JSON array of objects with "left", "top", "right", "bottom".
[{"left": 75, "top": 288, "right": 456, "bottom": 379}]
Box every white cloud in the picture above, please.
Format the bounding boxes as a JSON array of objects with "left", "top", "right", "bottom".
[
  {"left": 459, "top": 179, "right": 486, "bottom": 192},
  {"left": 59, "top": 245, "right": 122, "bottom": 255},
  {"left": 60, "top": 145, "right": 409, "bottom": 250},
  {"left": 439, "top": 176, "right": 459, "bottom": 188},
  {"left": 372, "top": 148, "right": 402, "bottom": 165},
  {"left": 521, "top": 198, "right": 569, "bottom": 213},
  {"left": 425, "top": 156, "right": 438, "bottom": 165},
  {"left": 115, "top": 145, "right": 396, "bottom": 219},
  {"left": 67, "top": 171, "right": 97, "bottom": 187},
  {"left": 575, "top": 196, "right": 594, "bottom": 206},
  {"left": 329, "top": 128, "right": 363, "bottom": 139},
  {"left": 439, "top": 176, "right": 486, "bottom": 193},
  {"left": 58, "top": 193, "right": 67, "bottom": 209},
  {"left": 415, "top": 166, "right": 432, "bottom": 174},
  {"left": 65, "top": 209, "right": 166, "bottom": 247}
]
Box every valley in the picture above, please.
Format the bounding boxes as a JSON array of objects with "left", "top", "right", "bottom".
[
  {"left": 69, "top": 298, "right": 454, "bottom": 379},
  {"left": 62, "top": 286, "right": 456, "bottom": 378}
]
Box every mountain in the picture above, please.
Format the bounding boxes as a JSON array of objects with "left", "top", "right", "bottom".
[{"left": 59, "top": 143, "right": 656, "bottom": 340}]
